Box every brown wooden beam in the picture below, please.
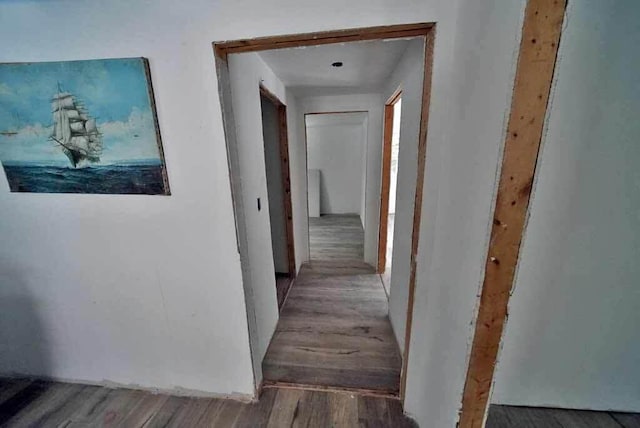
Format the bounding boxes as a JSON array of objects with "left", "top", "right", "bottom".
[
  {"left": 377, "top": 90, "right": 403, "bottom": 274},
  {"left": 214, "top": 23, "right": 437, "bottom": 408},
  {"left": 377, "top": 103, "right": 394, "bottom": 274},
  {"left": 278, "top": 105, "right": 296, "bottom": 278},
  {"left": 259, "top": 85, "right": 296, "bottom": 277},
  {"left": 214, "top": 23, "right": 433, "bottom": 60},
  {"left": 458, "top": 0, "right": 567, "bottom": 426}
]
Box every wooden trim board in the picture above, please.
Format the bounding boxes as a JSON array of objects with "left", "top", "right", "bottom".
[
  {"left": 458, "top": 1, "right": 567, "bottom": 426},
  {"left": 260, "top": 85, "right": 297, "bottom": 278},
  {"left": 377, "top": 91, "right": 402, "bottom": 274},
  {"left": 262, "top": 380, "right": 401, "bottom": 400},
  {"left": 278, "top": 104, "right": 296, "bottom": 277},
  {"left": 215, "top": 23, "right": 435, "bottom": 406},
  {"left": 214, "top": 23, "right": 434, "bottom": 60}
]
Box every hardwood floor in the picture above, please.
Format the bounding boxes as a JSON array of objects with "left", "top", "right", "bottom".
[
  {"left": 487, "top": 405, "right": 640, "bottom": 428},
  {"left": 263, "top": 261, "right": 402, "bottom": 393},
  {"left": 3, "top": 377, "right": 637, "bottom": 427},
  {"left": 263, "top": 214, "right": 402, "bottom": 394},
  {"left": 0, "top": 378, "right": 417, "bottom": 427},
  {"left": 309, "top": 214, "right": 364, "bottom": 261},
  {"left": 275, "top": 273, "right": 293, "bottom": 310}
]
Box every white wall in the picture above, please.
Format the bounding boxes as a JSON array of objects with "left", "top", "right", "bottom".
[
  {"left": 403, "top": 0, "right": 526, "bottom": 426},
  {"left": 227, "top": 52, "right": 287, "bottom": 384},
  {"left": 0, "top": 0, "right": 532, "bottom": 425},
  {"left": 305, "top": 115, "right": 366, "bottom": 218},
  {"left": 0, "top": 0, "right": 259, "bottom": 396},
  {"left": 380, "top": 39, "right": 425, "bottom": 353},
  {"left": 307, "top": 169, "right": 320, "bottom": 218},
  {"left": 285, "top": 90, "right": 309, "bottom": 274},
  {"left": 359, "top": 119, "right": 369, "bottom": 226},
  {"left": 260, "top": 95, "right": 288, "bottom": 273},
  {"left": 301, "top": 94, "right": 383, "bottom": 267},
  {"left": 492, "top": 0, "right": 640, "bottom": 412}
]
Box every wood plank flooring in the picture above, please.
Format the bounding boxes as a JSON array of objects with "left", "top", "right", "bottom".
[
  {"left": 275, "top": 273, "right": 293, "bottom": 310},
  {"left": 309, "top": 214, "right": 364, "bottom": 261},
  {"left": 3, "top": 377, "right": 638, "bottom": 428},
  {"left": 263, "top": 215, "right": 402, "bottom": 394},
  {"left": 0, "top": 378, "right": 417, "bottom": 427},
  {"left": 487, "top": 405, "right": 640, "bottom": 428}
]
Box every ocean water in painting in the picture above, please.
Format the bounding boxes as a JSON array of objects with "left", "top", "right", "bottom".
[
  {"left": 0, "top": 57, "right": 170, "bottom": 194},
  {"left": 3, "top": 161, "right": 165, "bottom": 194}
]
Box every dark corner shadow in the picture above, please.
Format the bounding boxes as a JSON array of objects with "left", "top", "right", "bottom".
[{"left": 0, "top": 265, "right": 53, "bottom": 424}]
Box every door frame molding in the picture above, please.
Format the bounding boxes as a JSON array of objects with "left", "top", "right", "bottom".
[
  {"left": 214, "top": 22, "right": 432, "bottom": 403},
  {"left": 213, "top": 7, "right": 567, "bottom": 420},
  {"left": 259, "top": 84, "right": 297, "bottom": 279},
  {"left": 377, "top": 89, "right": 402, "bottom": 274},
  {"left": 458, "top": 0, "right": 567, "bottom": 426}
]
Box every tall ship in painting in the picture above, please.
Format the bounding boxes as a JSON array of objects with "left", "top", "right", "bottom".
[{"left": 50, "top": 86, "right": 103, "bottom": 168}]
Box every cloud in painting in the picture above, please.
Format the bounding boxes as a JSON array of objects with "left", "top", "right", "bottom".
[
  {"left": 100, "top": 108, "right": 161, "bottom": 163},
  {"left": 0, "top": 107, "right": 161, "bottom": 165}
]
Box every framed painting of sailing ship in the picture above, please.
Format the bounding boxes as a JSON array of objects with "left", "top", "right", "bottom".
[{"left": 0, "top": 57, "right": 170, "bottom": 195}]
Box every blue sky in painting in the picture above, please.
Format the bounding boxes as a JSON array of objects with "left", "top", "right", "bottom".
[{"left": 0, "top": 58, "right": 162, "bottom": 164}]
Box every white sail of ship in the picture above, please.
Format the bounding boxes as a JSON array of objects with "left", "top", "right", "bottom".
[{"left": 50, "top": 86, "right": 103, "bottom": 168}]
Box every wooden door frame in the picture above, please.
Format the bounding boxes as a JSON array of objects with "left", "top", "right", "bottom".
[
  {"left": 213, "top": 8, "right": 566, "bottom": 421},
  {"left": 214, "top": 22, "right": 435, "bottom": 404},
  {"left": 458, "top": 0, "right": 567, "bottom": 426},
  {"left": 259, "top": 84, "right": 297, "bottom": 278},
  {"left": 377, "top": 90, "right": 402, "bottom": 274}
]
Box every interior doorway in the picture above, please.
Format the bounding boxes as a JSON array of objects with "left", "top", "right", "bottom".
[
  {"left": 305, "top": 111, "right": 368, "bottom": 262},
  {"left": 214, "top": 23, "right": 435, "bottom": 401},
  {"left": 378, "top": 92, "right": 402, "bottom": 294},
  {"left": 259, "top": 85, "right": 296, "bottom": 310}
]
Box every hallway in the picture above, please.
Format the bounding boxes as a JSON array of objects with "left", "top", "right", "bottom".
[{"left": 262, "top": 215, "right": 402, "bottom": 393}]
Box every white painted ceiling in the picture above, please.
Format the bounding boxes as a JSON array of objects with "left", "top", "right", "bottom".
[{"left": 258, "top": 38, "right": 413, "bottom": 96}]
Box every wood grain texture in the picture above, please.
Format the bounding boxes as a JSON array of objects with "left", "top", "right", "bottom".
[
  {"left": 377, "top": 103, "right": 395, "bottom": 273},
  {"left": 260, "top": 84, "right": 296, "bottom": 278},
  {"left": 278, "top": 102, "right": 296, "bottom": 277},
  {"left": 263, "top": 261, "right": 402, "bottom": 393},
  {"left": 458, "top": 1, "right": 567, "bottom": 426},
  {"left": 611, "top": 412, "right": 640, "bottom": 428},
  {"left": 487, "top": 405, "right": 638, "bottom": 428},
  {"left": 214, "top": 23, "right": 433, "bottom": 60},
  {"left": 0, "top": 378, "right": 417, "bottom": 427},
  {"left": 264, "top": 215, "right": 402, "bottom": 394},
  {"left": 275, "top": 274, "right": 294, "bottom": 310},
  {"left": 309, "top": 214, "right": 365, "bottom": 261}
]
